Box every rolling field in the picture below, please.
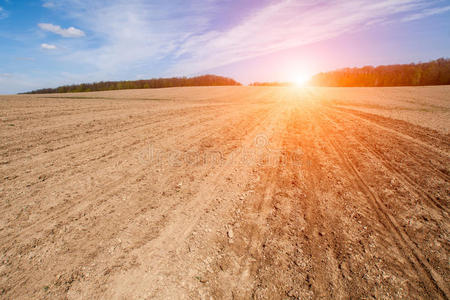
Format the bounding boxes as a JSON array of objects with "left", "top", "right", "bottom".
[{"left": 0, "top": 86, "right": 449, "bottom": 299}]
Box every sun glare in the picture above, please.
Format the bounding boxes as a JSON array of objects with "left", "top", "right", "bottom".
[{"left": 293, "top": 73, "right": 311, "bottom": 87}]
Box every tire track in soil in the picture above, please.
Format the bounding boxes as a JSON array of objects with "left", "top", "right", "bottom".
[
  {"left": 316, "top": 112, "right": 449, "bottom": 299},
  {"left": 330, "top": 106, "right": 450, "bottom": 149},
  {"left": 322, "top": 110, "right": 449, "bottom": 216},
  {"left": 231, "top": 144, "right": 282, "bottom": 298},
  {"left": 329, "top": 106, "right": 450, "bottom": 185},
  {"left": 319, "top": 110, "right": 449, "bottom": 289},
  {"left": 198, "top": 126, "right": 285, "bottom": 297},
  {"left": 207, "top": 101, "right": 346, "bottom": 299},
  {"left": 205, "top": 97, "right": 300, "bottom": 299},
  {"left": 299, "top": 109, "right": 346, "bottom": 298},
  {"left": 248, "top": 104, "right": 346, "bottom": 299},
  {"left": 331, "top": 107, "right": 450, "bottom": 159}
]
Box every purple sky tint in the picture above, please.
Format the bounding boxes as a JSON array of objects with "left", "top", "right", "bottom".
[{"left": 0, "top": 0, "right": 449, "bottom": 93}]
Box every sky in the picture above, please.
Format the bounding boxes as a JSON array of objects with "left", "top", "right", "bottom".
[{"left": 0, "top": 0, "right": 449, "bottom": 94}]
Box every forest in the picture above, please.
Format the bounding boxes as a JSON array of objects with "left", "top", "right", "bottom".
[
  {"left": 23, "top": 58, "right": 450, "bottom": 94},
  {"left": 309, "top": 58, "right": 450, "bottom": 87},
  {"left": 24, "top": 74, "right": 241, "bottom": 94}
]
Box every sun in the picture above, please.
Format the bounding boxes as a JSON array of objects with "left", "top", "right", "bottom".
[{"left": 293, "top": 73, "right": 311, "bottom": 87}]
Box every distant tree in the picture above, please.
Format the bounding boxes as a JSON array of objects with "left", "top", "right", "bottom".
[
  {"left": 22, "top": 74, "right": 241, "bottom": 94},
  {"left": 309, "top": 58, "right": 450, "bottom": 87}
]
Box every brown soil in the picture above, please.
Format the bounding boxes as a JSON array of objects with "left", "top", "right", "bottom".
[{"left": 0, "top": 86, "right": 449, "bottom": 299}]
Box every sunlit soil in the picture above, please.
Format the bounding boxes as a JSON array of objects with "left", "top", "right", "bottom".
[{"left": 0, "top": 86, "right": 448, "bottom": 298}]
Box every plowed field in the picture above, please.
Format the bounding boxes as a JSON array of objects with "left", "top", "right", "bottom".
[{"left": 0, "top": 86, "right": 449, "bottom": 299}]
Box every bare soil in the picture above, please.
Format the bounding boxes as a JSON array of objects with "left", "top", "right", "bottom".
[{"left": 0, "top": 86, "right": 449, "bottom": 299}]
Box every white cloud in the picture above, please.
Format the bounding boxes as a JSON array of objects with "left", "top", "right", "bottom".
[
  {"left": 41, "top": 43, "right": 57, "bottom": 50},
  {"left": 38, "top": 23, "right": 85, "bottom": 38}
]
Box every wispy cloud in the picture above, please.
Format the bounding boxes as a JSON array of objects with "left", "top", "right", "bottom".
[
  {"left": 47, "top": 0, "right": 449, "bottom": 80},
  {"left": 56, "top": 0, "right": 217, "bottom": 76},
  {"left": 42, "top": 1, "right": 55, "bottom": 8},
  {"left": 169, "top": 0, "right": 437, "bottom": 74},
  {"left": 0, "top": 6, "right": 8, "bottom": 19},
  {"left": 38, "top": 23, "right": 85, "bottom": 38},
  {"left": 41, "top": 43, "right": 57, "bottom": 50},
  {"left": 0, "top": 0, "right": 447, "bottom": 93},
  {"left": 6, "top": 0, "right": 444, "bottom": 89},
  {"left": 402, "top": 5, "right": 450, "bottom": 21}
]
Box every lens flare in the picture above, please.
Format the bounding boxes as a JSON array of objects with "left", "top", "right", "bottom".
[{"left": 293, "top": 73, "right": 311, "bottom": 86}]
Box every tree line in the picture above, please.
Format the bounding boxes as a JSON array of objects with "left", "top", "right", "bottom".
[
  {"left": 309, "top": 58, "right": 450, "bottom": 87},
  {"left": 23, "top": 74, "right": 241, "bottom": 94}
]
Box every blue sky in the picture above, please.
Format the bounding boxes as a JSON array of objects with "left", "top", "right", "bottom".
[{"left": 0, "top": 0, "right": 449, "bottom": 94}]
